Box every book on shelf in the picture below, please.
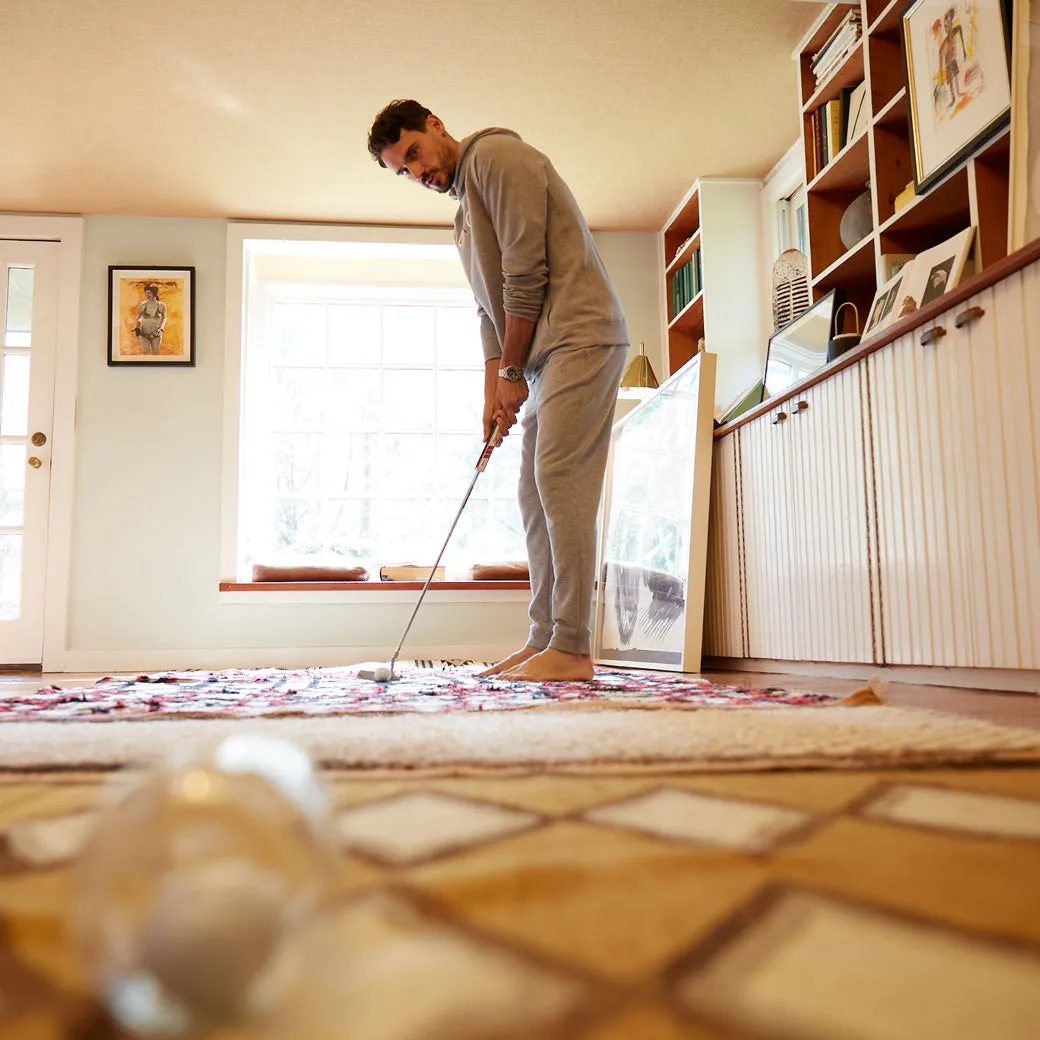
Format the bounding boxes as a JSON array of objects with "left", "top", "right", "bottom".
[
  {"left": 810, "top": 84, "right": 859, "bottom": 176},
  {"left": 845, "top": 81, "right": 869, "bottom": 142},
  {"left": 670, "top": 251, "right": 701, "bottom": 319},
  {"left": 811, "top": 10, "right": 862, "bottom": 89},
  {"left": 379, "top": 564, "right": 445, "bottom": 581}
]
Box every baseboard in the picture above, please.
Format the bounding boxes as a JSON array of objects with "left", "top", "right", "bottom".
[
  {"left": 49, "top": 644, "right": 514, "bottom": 674},
  {"left": 703, "top": 658, "right": 1040, "bottom": 694}
]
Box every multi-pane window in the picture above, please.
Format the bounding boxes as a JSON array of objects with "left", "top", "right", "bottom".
[{"left": 238, "top": 249, "right": 525, "bottom": 580}]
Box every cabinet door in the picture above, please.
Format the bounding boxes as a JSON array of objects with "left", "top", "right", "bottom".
[
  {"left": 741, "top": 399, "right": 801, "bottom": 659},
  {"left": 869, "top": 261, "right": 1040, "bottom": 668},
  {"left": 703, "top": 433, "right": 745, "bottom": 657},
  {"left": 741, "top": 368, "right": 875, "bottom": 662},
  {"left": 786, "top": 367, "right": 876, "bottom": 663}
]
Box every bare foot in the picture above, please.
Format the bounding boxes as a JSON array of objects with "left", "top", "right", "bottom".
[
  {"left": 497, "top": 648, "right": 595, "bottom": 682},
  {"left": 477, "top": 645, "right": 541, "bottom": 677}
]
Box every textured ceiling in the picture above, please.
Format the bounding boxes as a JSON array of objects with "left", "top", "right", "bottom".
[{"left": 0, "top": 1, "right": 824, "bottom": 231}]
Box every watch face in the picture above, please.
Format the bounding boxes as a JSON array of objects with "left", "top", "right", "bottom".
[{"left": 500, "top": 365, "right": 523, "bottom": 381}]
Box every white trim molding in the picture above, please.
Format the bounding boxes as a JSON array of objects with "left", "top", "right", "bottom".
[
  {"left": 0, "top": 213, "right": 85, "bottom": 672},
  {"left": 221, "top": 221, "right": 460, "bottom": 585}
]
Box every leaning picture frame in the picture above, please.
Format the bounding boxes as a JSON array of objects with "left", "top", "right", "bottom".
[
  {"left": 592, "top": 351, "right": 717, "bottom": 672},
  {"left": 1008, "top": 0, "right": 1040, "bottom": 250},
  {"left": 107, "top": 266, "right": 196, "bottom": 366},
  {"left": 862, "top": 261, "right": 917, "bottom": 340},
  {"left": 900, "top": 226, "right": 977, "bottom": 310},
  {"left": 902, "top": 0, "right": 1013, "bottom": 195}
]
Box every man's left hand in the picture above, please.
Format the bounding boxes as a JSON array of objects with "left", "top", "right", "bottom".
[{"left": 493, "top": 376, "right": 529, "bottom": 433}]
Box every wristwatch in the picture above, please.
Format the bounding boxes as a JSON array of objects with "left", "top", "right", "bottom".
[{"left": 498, "top": 365, "right": 525, "bottom": 382}]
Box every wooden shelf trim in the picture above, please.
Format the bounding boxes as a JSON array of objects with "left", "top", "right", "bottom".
[
  {"left": 867, "top": 0, "right": 903, "bottom": 36},
  {"left": 714, "top": 235, "right": 1040, "bottom": 439},
  {"left": 668, "top": 289, "right": 704, "bottom": 331},
  {"left": 812, "top": 232, "right": 876, "bottom": 289},
  {"left": 666, "top": 229, "right": 702, "bottom": 275},
  {"left": 872, "top": 86, "right": 907, "bottom": 126},
  {"left": 802, "top": 39, "right": 865, "bottom": 114},
  {"left": 221, "top": 581, "right": 531, "bottom": 592},
  {"left": 807, "top": 128, "right": 870, "bottom": 193},
  {"left": 878, "top": 164, "right": 969, "bottom": 236}
]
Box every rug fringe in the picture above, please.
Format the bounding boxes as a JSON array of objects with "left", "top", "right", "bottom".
[{"left": 840, "top": 676, "right": 887, "bottom": 706}]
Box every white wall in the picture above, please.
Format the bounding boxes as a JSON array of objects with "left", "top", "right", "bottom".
[{"left": 60, "top": 217, "right": 661, "bottom": 671}]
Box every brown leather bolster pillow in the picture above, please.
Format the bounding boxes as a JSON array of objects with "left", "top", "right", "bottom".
[
  {"left": 251, "top": 564, "right": 369, "bottom": 582},
  {"left": 469, "top": 561, "right": 530, "bottom": 581}
]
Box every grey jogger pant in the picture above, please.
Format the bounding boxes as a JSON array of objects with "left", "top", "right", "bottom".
[{"left": 519, "top": 343, "right": 628, "bottom": 655}]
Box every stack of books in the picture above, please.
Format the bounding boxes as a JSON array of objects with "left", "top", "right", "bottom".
[
  {"left": 811, "top": 8, "right": 862, "bottom": 90},
  {"left": 808, "top": 80, "right": 868, "bottom": 179},
  {"left": 670, "top": 247, "right": 702, "bottom": 320}
]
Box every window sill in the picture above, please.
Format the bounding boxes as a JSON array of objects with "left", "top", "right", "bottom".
[{"left": 218, "top": 580, "right": 531, "bottom": 605}]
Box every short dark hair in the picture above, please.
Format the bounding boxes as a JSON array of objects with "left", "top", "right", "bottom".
[
  {"left": 367, "top": 99, "right": 432, "bottom": 165},
  {"left": 144, "top": 283, "right": 159, "bottom": 297}
]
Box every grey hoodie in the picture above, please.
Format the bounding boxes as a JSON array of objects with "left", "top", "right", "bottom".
[{"left": 451, "top": 128, "right": 628, "bottom": 369}]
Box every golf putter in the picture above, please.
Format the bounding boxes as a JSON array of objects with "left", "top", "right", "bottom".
[{"left": 359, "top": 424, "right": 505, "bottom": 682}]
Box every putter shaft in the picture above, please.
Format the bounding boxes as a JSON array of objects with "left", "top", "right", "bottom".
[{"left": 387, "top": 427, "right": 503, "bottom": 677}]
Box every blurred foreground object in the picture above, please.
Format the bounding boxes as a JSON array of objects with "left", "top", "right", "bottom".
[{"left": 72, "top": 734, "right": 339, "bottom": 1037}]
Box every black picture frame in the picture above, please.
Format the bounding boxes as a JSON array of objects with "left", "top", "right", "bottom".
[
  {"left": 107, "top": 265, "right": 196, "bottom": 367},
  {"left": 901, "top": 0, "right": 1013, "bottom": 195},
  {"left": 762, "top": 289, "right": 843, "bottom": 399}
]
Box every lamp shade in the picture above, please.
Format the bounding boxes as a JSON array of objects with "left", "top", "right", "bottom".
[{"left": 619, "top": 350, "right": 659, "bottom": 393}]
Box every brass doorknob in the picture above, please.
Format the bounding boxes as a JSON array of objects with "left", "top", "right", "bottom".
[
  {"left": 31, "top": 432, "right": 47, "bottom": 447},
  {"left": 27, "top": 457, "right": 42, "bottom": 469}
]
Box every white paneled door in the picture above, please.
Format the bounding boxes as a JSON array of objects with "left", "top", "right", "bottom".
[{"left": 0, "top": 242, "right": 59, "bottom": 664}]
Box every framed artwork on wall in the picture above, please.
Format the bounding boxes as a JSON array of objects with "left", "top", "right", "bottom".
[
  {"left": 592, "top": 351, "right": 717, "bottom": 673},
  {"left": 902, "top": 0, "right": 1012, "bottom": 194},
  {"left": 1009, "top": 0, "right": 1040, "bottom": 250},
  {"left": 108, "top": 266, "right": 196, "bottom": 366}
]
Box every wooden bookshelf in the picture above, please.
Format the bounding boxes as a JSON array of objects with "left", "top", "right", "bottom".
[
  {"left": 659, "top": 179, "right": 765, "bottom": 406},
  {"left": 796, "top": 0, "right": 1012, "bottom": 318}
]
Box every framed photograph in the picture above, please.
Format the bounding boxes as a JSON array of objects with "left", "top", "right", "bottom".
[
  {"left": 902, "top": 0, "right": 1012, "bottom": 194},
  {"left": 108, "top": 266, "right": 195, "bottom": 366},
  {"left": 763, "top": 289, "right": 842, "bottom": 399},
  {"left": 1008, "top": 0, "right": 1040, "bottom": 250},
  {"left": 901, "top": 226, "right": 977, "bottom": 310},
  {"left": 592, "top": 351, "right": 717, "bottom": 672},
  {"left": 862, "top": 261, "right": 917, "bottom": 340}
]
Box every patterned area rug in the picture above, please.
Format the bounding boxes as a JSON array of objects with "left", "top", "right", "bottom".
[{"left": 8, "top": 661, "right": 848, "bottom": 722}]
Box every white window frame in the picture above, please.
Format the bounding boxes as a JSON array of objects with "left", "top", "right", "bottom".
[
  {"left": 221, "top": 221, "right": 529, "bottom": 605},
  {"left": 760, "top": 140, "right": 810, "bottom": 286}
]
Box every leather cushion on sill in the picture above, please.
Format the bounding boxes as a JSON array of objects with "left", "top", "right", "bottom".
[
  {"left": 468, "top": 561, "right": 529, "bottom": 581},
  {"left": 251, "top": 564, "right": 369, "bottom": 582}
]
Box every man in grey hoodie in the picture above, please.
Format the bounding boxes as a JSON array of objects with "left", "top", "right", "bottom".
[{"left": 368, "top": 100, "right": 629, "bottom": 681}]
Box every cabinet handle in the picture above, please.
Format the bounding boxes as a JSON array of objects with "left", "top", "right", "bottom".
[
  {"left": 920, "top": 326, "right": 947, "bottom": 347},
  {"left": 772, "top": 411, "right": 788, "bottom": 425},
  {"left": 793, "top": 400, "right": 809, "bottom": 414},
  {"left": 954, "top": 306, "right": 985, "bottom": 329}
]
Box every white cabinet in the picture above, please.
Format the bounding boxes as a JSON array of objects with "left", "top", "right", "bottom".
[
  {"left": 702, "top": 434, "right": 745, "bottom": 658},
  {"left": 868, "top": 260, "right": 1040, "bottom": 668},
  {"left": 739, "top": 364, "right": 875, "bottom": 663}
]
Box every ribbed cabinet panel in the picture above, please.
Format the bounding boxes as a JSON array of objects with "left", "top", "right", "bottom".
[
  {"left": 787, "top": 368, "right": 874, "bottom": 663},
  {"left": 869, "top": 259, "right": 1040, "bottom": 667},
  {"left": 703, "top": 433, "right": 745, "bottom": 657},
  {"left": 741, "top": 402, "right": 794, "bottom": 658}
]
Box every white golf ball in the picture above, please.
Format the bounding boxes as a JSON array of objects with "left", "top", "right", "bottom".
[{"left": 373, "top": 666, "right": 390, "bottom": 682}]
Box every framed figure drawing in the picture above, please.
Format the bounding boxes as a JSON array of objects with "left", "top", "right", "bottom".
[
  {"left": 592, "top": 351, "right": 717, "bottom": 672},
  {"left": 108, "top": 266, "right": 195, "bottom": 366},
  {"left": 902, "top": 0, "right": 1012, "bottom": 194}
]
